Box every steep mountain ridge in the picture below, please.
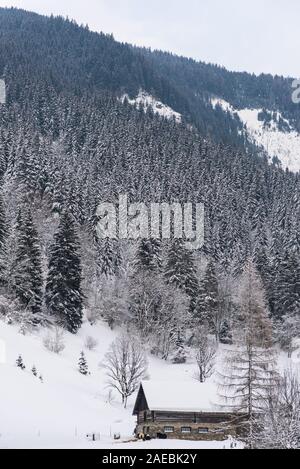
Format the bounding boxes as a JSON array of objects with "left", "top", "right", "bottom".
[
  {"left": 0, "top": 7, "right": 299, "bottom": 450},
  {"left": 0, "top": 6, "right": 299, "bottom": 171}
]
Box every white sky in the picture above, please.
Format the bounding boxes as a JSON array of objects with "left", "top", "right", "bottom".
[{"left": 0, "top": 0, "right": 299, "bottom": 77}]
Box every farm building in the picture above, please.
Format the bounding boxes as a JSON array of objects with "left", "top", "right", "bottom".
[{"left": 133, "top": 381, "right": 244, "bottom": 441}]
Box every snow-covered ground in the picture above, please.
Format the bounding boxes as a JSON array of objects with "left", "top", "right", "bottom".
[
  {"left": 0, "top": 318, "right": 238, "bottom": 449},
  {"left": 0, "top": 322, "right": 230, "bottom": 448},
  {"left": 121, "top": 90, "right": 182, "bottom": 123},
  {"left": 1, "top": 317, "right": 296, "bottom": 449},
  {"left": 211, "top": 97, "right": 300, "bottom": 173}
]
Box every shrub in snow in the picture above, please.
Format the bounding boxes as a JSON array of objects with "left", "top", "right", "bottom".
[
  {"left": 219, "top": 320, "right": 233, "bottom": 345},
  {"left": 78, "top": 351, "right": 89, "bottom": 375},
  {"left": 171, "top": 333, "right": 187, "bottom": 364},
  {"left": 31, "top": 365, "right": 38, "bottom": 377},
  {"left": 43, "top": 327, "right": 65, "bottom": 354},
  {"left": 84, "top": 336, "right": 98, "bottom": 351},
  {"left": 16, "top": 355, "right": 25, "bottom": 370},
  {"left": 172, "top": 347, "right": 187, "bottom": 364}
]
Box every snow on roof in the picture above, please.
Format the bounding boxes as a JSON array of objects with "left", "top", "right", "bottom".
[{"left": 140, "top": 380, "right": 227, "bottom": 413}]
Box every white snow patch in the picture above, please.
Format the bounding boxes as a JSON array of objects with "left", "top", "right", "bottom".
[
  {"left": 0, "top": 319, "right": 237, "bottom": 449},
  {"left": 1, "top": 316, "right": 297, "bottom": 449},
  {"left": 121, "top": 90, "right": 182, "bottom": 123},
  {"left": 211, "top": 97, "right": 300, "bottom": 173},
  {"left": 140, "top": 380, "right": 225, "bottom": 413}
]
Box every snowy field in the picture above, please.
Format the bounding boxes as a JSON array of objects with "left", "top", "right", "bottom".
[
  {"left": 0, "top": 318, "right": 240, "bottom": 450},
  {"left": 0, "top": 317, "right": 295, "bottom": 449}
]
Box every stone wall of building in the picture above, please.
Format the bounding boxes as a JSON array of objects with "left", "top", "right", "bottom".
[{"left": 136, "top": 419, "right": 237, "bottom": 442}]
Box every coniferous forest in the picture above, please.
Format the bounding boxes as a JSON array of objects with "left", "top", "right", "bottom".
[{"left": 0, "top": 6, "right": 300, "bottom": 450}]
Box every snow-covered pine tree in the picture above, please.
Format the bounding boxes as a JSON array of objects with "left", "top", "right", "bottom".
[
  {"left": 31, "top": 365, "right": 37, "bottom": 377},
  {"left": 0, "top": 193, "right": 7, "bottom": 284},
  {"left": 13, "top": 207, "right": 43, "bottom": 320},
  {"left": 276, "top": 312, "right": 300, "bottom": 358},
  {"left": 171, "top": 331, "right": 187, "bottom": 364},
  {"left": 135, "top": 239, "right": 162, "bottom": 272},
  {"left": 197, "top": 261, "right": 224, "bottom": 342},
  {"left": 219, "top": 258, "right": 277, "bottom": 448},
  {"left": 16, "top": 146, "right": 39, "bottom": 201},
  {"left": 90, "top": 201, "right": 122, "bottom": 279},
  {"left": 78, "top": 351, "right": 89, "bottom": 375},
  {"left": 219, "top": 319, "right": 232, "bottom": 345},
  {"left": 165, "top": 239, "right": 198, "bottom": 313},
  {"left": 16, "top": 355, "right": 25, "bottom": 370},
  {"left": 45, "top": 212, "right": 83, "bottom": 334},
  {"left": 273, "top": 251, "right": 300, "bottom": 321},
  {"left": 96, "top": 238, "right": 122, "bottom": 278}
]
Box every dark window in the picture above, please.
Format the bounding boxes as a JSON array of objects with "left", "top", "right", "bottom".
[
  {"left": 164, "top": 426, "right": 174, "bottom": 433},
  {"left": 198, "top": 428, "right": 209, "bottom": 434},
  {"left": 181, "top": 427, "right": 192, "bottom": 434}
]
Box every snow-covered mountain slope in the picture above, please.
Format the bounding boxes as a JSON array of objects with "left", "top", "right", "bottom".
[
  {"left": 0, "top": 319, "right": 237, "bottom": 449},
  {"left": 121, "top": 90, "right": 182, "bottom": 123},
  {"left": 211, "top": 98, "right": 300, "bottom": 173},
  {"left": 0, "top": 320, "right": 133, "bottom": 449}
]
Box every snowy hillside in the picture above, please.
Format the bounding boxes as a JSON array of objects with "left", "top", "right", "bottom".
[
  {"left": 211, "top": 98, "right": 300, "bottom": 173},
  {"left": 0, "top": 319, "right": 238, "bottom": 449},
  {"left": 121, "top": 90, "right": 182, "bottom": 123}
]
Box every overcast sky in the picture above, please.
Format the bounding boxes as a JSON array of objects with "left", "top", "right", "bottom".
[{"left": 0, "top": 0, "right": 299, "bottom": 77}]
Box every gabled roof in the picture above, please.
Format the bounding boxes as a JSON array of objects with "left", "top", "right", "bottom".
[{"left": 133, "top": 380, "right": 228, "bottom": 415}]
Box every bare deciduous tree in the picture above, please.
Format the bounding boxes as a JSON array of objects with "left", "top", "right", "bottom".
[
  {"left": 254, "top": 369, "right": 300, "bottom": 449},
  {"left": 103, "top": 335, "right": 148, "bottom": 408},
  {"left": 218, "top": 259, "right": 277, "bottom": 448},
  {"left": 194, "top": 326, "right": 217, "bottom": 383}
]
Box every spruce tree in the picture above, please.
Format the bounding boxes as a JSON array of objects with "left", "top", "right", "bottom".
[
  {"left": 16, "top": 355, "right": 25, "bottom": 370},
  {"left": 96, "top": 238, "right": 122, "bottom": 278},
  {"left": 197, "top": 261, "right": 223, "bottom": 341},
  {"left": 0, "top": 194, "right": 7, "bottom": 283},
  {"left": 172, "top": 331, "right": 187, "bottom": 364},
  {"left": 165, "top": 239, "right": 198, "bottom": 312},
  {"left": 45, "top": 212, "right": 83, "bottom": 333},
  {"left": 78, "top": 351, "right": 89, "bottom": 375},
  {"left": 13, "top": 207, "right": 43, "bottom": 319},
  {"left": 91, "top": 204, "right": 122, "bottom": 278},
  {"left": 273, "top": 251, "right": 300, "bottom": 321},
  {"left": 135, "top": 239, "right": 162, "bottom": 272}
]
